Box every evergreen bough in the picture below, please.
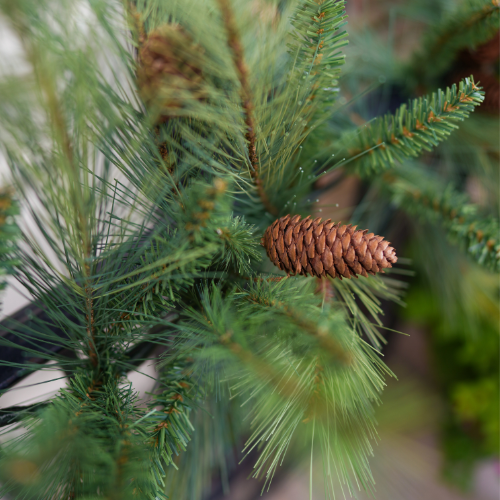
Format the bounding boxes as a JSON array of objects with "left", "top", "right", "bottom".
[
  {"left": 0, "top": 0, "right": 496, "bottom": 498},
  {"left": 407, "top": 0, "right": 500, "bottom": 89}
]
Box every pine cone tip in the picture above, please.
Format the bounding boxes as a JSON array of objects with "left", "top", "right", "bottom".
[{"left": 262, "top": 214, "right": 397, "bottom": 279}]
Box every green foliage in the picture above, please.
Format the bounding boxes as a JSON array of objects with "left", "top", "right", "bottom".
[
  {"left": 289, "top": 0, "right": 348, "bottom": 113},
  {"left": 338, "top": 78, "right": 484, "bottom": 176},
  {"left": 407, "top": 0, "right": 500, "bottom": 89},
  {"left": 389, "top": 163, "right": 500, "bottom": 271},
  {"left": 145, "top": 355, "right": 198, "bottom": 482},
  {"left": 169, "top": 279, "right": 393, "bottom": 496},
  {"left": 0, "top": 374, "right": 160, "bottom": 500},
  {"left": 404, "top": 269, "right": 499, "bottom": 488},
  {"left": 0, "top": 188, "right": 20, "bottom": 306},
  {"left": 452, "top": 378, "right": 499, "bottom": 454},
  {"left": 0, "top": 0, "right": 495, "bottom": 498}
]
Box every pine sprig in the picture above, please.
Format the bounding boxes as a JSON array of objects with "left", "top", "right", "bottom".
[
  {"left": 332, "top": 274, "right": 406, "bottom": 348},
  {"left": 388, "top": 165, "right": 500, "bottom": 271},
  {"left": 250, "top": 0, "right": 348, "bottom": 213},
  {"left": 0, "top": 188, "right": 20, "bottom": 308},
  {"left": 213, "top": 216, "right": 261, "bottom": 274},
  {"left": 408, "top": 0, "right": 500, "bottom": 88},
  {"left": 146, "top": 355, "right": 198, "bottom": 481},
  {"left": 0, "top": 372, "right": 160, "bottom": 500},
  {"left": 339, "top": 77, "right": 484, "bottom": 176},
  {"left": 288, "top": 0, "right": 348, "bottom": 112},
  {"left": 171, "top": 280, "right": 393, "bottom": 495}
]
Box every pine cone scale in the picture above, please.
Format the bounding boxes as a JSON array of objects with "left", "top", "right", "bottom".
[
  {"left": 263, "top": 215, "right": 398, "bottom": 280},
  {"left": 357, "top": 240, "right": 367, "bottom": 259},
  {"left": 364, "top": 252, "right": 372, "bottom": 270},
  {"left": 323, "top": 247, "right": 334, "bottom": 269},
  {"left": 272, "top": 222, "right": 280, "bottom": 240},
  {"left": 308, "top": 243, "right": 315, "bottom": 259},
  {"left": 333, "top": 238, "right": 342, "bottom": 260}
]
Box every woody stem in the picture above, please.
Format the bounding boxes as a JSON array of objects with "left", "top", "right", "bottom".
[{"left": 216, "top": 0, "right": 278, "bottom": 216}]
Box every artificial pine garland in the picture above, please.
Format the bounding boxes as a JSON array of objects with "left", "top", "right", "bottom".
[{"left": 0, "top": 0, "right": 498, "bottom": 499}]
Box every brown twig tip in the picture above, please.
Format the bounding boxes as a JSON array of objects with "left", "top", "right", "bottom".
[{"left": 262, "top": 214, "right": 397, "bottom": 279}]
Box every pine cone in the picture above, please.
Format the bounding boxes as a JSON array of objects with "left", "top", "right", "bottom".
[
  {"left": 136, "top": 25, "right": 206, "bottom": 122},
  {"left": 262, "top": 215, "right": 397, "bottom": 279}
]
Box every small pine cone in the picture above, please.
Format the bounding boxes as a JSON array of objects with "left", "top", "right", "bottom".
[
  {"left": 261, "top": 215, "right": 397, "bottom": 279},
  {"left": 136, "top": 25, "right": 206, "bottom": 122}
]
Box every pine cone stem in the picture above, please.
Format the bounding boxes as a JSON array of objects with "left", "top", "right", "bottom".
[
  {"left": 262, "top": 215, "right": 398, "bottom": 279},
  {"left": 216, "top": 0, "right": 278, "bottom": 216}
]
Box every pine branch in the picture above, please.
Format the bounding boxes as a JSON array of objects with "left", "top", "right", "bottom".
[
  {"left": 8, "top": 9, "right": 100, "bottom": 370},
  {"left": 332, "top": 274, "right": 406, "bottom": 349},
  {"left": 0, "top": 188, "right": 20, "bottom": 308},
  {"left": 238, "top": 337, "right": 390, "bottom": 497},
  {"left": 0, "top": 374, "right": 161, "bottom": 500},
  {"left": 252, "top": 0, "right": 347, "bottom": 207},
  {"left": 171, "top": 280, "right": 393, "bottom": 495},
  {"left": 145, "top": 355, "right": 198, "bottom": 479},
  {"left": 408, "top": 0, "right": 500, "bottom": 88},
  {"left": 387, "top": 165, "right": 500, "bottom": 271},
  {"left": 337, "top": 78, "right": 484, "bottom": 176},
  {"left": 288, "top": 0, "right": 348, "bottom": 113},
  {"left": 216, "top": 0, "right": 278, "bottom": 216},
  {"left": 243, "top": 288, "right": 353, "bottom": 365}
]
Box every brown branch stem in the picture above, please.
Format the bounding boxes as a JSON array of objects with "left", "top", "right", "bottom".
[{"left": 216, "top": 0, "right": 278, "bottom": 216}]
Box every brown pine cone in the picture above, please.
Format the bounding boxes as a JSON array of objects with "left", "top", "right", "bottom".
[
  {"left": 262, "top": 215, "right": 397, "bottom": 279},
  {"left": 136, "top": 25, "right": 206, "bottom": 122}
]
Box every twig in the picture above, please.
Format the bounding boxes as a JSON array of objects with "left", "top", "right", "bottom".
[{"left": 216, "top": 0, "right": 278, "bottom": 216}]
